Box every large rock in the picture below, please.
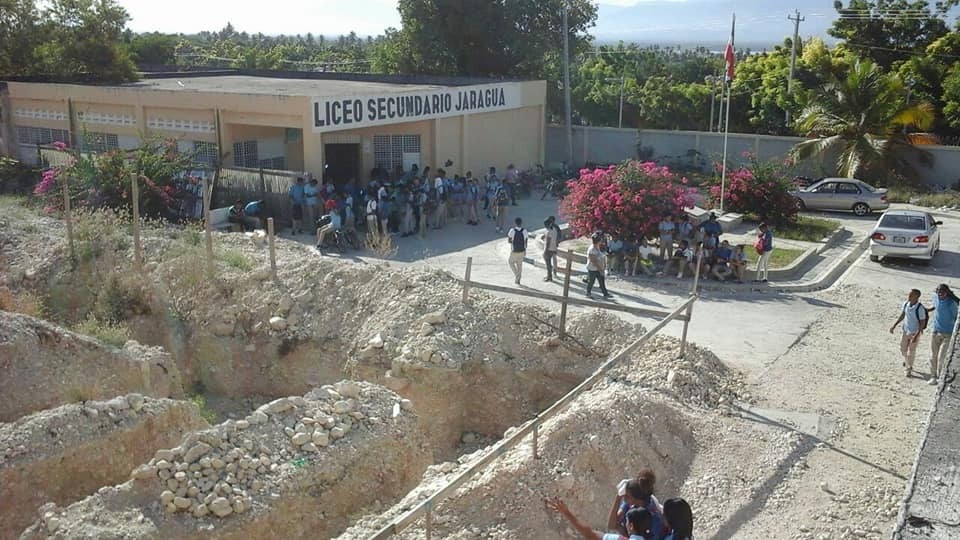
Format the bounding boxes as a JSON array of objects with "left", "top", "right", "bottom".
[
  {"left": 0, "top": 396, "right": 208, "bottom": 537},
  {"left": 19, "top": 382, "right": 431, "bottom": 540},
  {"left": 0, "top": 311, "right": 185, "bottom": 422}
]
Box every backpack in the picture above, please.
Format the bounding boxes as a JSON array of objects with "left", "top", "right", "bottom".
[
  {"left": 495, "top": 189, "right": 508, "bottom": 205},
  {"left": 511, "top": 227, "right": 527, "bottom": 252},
  {"left": 753, "top": 235, "right": 765, "bottom": 255}
]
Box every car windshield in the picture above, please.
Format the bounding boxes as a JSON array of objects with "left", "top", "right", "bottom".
[{"left": 879, "top": 214, "right": 926, "bottom": 230}]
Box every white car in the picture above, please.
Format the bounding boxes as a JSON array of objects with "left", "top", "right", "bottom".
[{"left": 869, "top": 210, "right": 942, "bottom": 264}]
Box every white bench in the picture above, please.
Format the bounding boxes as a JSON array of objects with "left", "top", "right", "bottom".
[{"left": 209, "top": 207, "right": 241, "bottom": 232}]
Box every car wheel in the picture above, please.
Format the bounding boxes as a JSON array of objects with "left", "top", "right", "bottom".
[
  {"left": 852, "top": 203, "right": 870, "bottom": 216},
  {"left": 869, "top": 255, "right": 880, "bottom": 262},
  {"left": 795, "top": 198, "right": 806, "bottom": 211}
]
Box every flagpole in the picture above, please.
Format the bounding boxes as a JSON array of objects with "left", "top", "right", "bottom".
[{"left": 719, "top": 13, "right": 735, "bottom": 215}]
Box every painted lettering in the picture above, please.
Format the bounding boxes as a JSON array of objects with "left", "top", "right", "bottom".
[{"left": 314, "top": 101, "right": 325, "bottom": 127}]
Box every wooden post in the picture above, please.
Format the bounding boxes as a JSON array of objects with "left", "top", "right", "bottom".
[
  {"left": 425, "top": 504, "right": 433, "bottom": 540},
  {"left": 131, "top": 173, "right": 143, "bottom": 272},
  {"left": 680, "top": 249, "right": 703, "bottom": 357},
  {"left": 462, "top": 256, "right": 473, "bottom": 303},
  {"left": 267, "top": 218, "right": 277, "bottom": 278},
  {"left": 204, "top": 172, "right": 216, "bottom": 278},
  {"left": 258, "top": 167, "right": 268, "bottom": 217},
  {"left": 559, "top": 250, "right": 573, "bottom": 339},
  {"left": 62, "top": 171, "right": 75, "bottom": 262},
  {"left": 532, "top": 422, "right": 540, "bottom": 459}
]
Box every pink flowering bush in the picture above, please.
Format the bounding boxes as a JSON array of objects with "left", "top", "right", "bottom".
[
  {"left": 709, "top": 154, "right": 798, "bottom": 226},
  {"left": 34, "top": 138, "right": 193, "bottom": 219},
  {"left": 560, "top": 161, "right": 696, "bottom": 241}
]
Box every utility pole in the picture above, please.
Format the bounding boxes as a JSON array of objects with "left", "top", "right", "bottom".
[
  {"left": 562, "top": 1, "right": 574, "bottom": 165},
  {"left": 786, "top": 9, "right": 805, "bottom": 127}
]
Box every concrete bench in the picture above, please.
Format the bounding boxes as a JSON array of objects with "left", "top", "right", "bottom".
[{"left": 209, "top": 207, "right": 241, "bottom": 232}]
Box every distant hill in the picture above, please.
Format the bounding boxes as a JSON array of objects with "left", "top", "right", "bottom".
[{"left": 593, "top": 0, "right": 840, "bottom": 49}]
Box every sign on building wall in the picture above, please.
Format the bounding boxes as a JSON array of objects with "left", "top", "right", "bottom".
[{"left": 312, "top": 83, "right": 523, "bottom": 133}]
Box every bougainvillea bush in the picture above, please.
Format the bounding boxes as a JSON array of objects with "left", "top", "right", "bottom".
[
  {"left": 559, "top": 161, "right": 697, "bottom": 241},
  {"left": 35, "top": 138, "right": 192, "bottom": 218},
  {"left": 709, "top": 154, "right": 798, "bottom": 226}
]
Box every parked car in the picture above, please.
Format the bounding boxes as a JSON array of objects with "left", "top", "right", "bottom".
[
  {"left": 869, "top": 210, "right": 942, "bottom": 264},
  {"left": 790, "top": 178, "right": 888, "bottom": 216}
]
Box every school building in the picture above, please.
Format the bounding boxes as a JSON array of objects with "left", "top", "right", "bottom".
[{"left": 0, "top": 70, "right": 547, "bottom": 183}]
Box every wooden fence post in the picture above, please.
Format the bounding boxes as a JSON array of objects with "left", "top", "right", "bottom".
[
  {"left": 267, "top": 218, "right": 277, "bottom": 279},
  {"left": 62, "top": 172, "right": 75, "bottom": 262},
  {"left": 204, "top": 172, "right": 216, "bottom": 278},
  {"left": 462, "top": 257, "right": 473, "bottom": 303},
  {"left": 559, "top": 249, "right": 573, "bottom": 339},
  {"left": 680, "top": 249, "right": 703, "bottom": 358},
  {"left": 131, "top": 173, "right": 143, "bottom": 272}
]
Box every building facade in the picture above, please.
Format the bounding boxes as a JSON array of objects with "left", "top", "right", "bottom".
[{"left": 1, "top": 72, "right": 547, "bottom": 183}]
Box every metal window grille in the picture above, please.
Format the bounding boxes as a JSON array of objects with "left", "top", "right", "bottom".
[
  {"left": 192, "top": 141, "right": 218, "bottom": 167},
  {"left": 232, "top": 140, "right": 259, "bottom": 168},
  {"left": 80, "top": 132, "right": 119, "bottom": 153},
  {"left": 373, "top": 134, "right": 421, "bottom": 172},
  {"left": 258, "top": 157, "right": 286, "bottom": 170},
  {"left": 15, "top": 126, "right": 69, "bottom": 146}
]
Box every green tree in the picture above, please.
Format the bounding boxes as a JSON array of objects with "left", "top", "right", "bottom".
[
  {"left": 829, "top": 0, "right": 957, "bottom": 68},
  {"left": 127, "top": 32, "right": 178, "bottom": 65},
  {"left": 35, "top": 0, "right": 136, "bottom": 82},
  {"left": 792, "top": 59, "right": 935, "bottom": 182},
  {"left": 373, "top": 0, "right": 597, "bottom": 77},
  {"left": 0, "top": 0, "right": 41, "bottom": 76}
]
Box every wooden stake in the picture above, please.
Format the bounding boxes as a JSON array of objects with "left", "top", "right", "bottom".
[
  {"left": 204, "top": 172, "right": 215, "bottom": 278},
  {"left": 131, "top": 174, "right": 143, "bottom": 272},
  {"left": 62, "top": 172, "right": 75, "bottom": 262},
  {"left": 559, "top": 249, "right": 573, "bottom": 338},
  {"left": 680, "top": 248, "right": 704, "bottom": 357},
  {"left": 267, "top": 217, "right": 277, "bottom": 279},
  {"left": 462, "top": 256, "right": 473, "bottom": 303}
]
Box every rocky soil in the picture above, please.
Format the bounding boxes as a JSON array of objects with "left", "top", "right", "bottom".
[
  {"left": 0, "top": 395, "right": 208, "bottom": 539},
  {"left": 0, "top": 310, "right": 184, "bottom": 422},
  {"left": 19, "top": 381, "right": 430, "bottom": 540}
]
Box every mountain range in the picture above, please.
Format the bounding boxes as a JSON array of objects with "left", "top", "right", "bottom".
[{"left": 594, "top": 0, "right": 843, "bottom": 49}]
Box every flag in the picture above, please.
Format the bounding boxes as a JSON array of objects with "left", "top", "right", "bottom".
[{"left": 724, "top": 14, "right": 736, "bottom": 82}]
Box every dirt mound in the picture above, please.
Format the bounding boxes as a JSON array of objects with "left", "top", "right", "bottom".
[
  {"left": 0, "top": 395, "right": 208, "bottom": 539},
  {"left": 0, "top": 310, "right": 184, "bottom": 422},
  {"left": 20, "top": 381, "right": 431, "bottom": 540}
]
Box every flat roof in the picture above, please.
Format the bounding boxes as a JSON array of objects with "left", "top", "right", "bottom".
[{"left": 123, "top": 75, "right": 450, "bottom": 97}]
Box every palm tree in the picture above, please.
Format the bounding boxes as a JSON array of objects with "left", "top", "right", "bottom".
[{"left": 791, "top": 59, "right": 936, "bottom": 182}]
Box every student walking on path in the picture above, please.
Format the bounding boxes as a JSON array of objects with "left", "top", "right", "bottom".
[
  {"left": 586, "top": 232, "right": 612, "bottom": 299},
  {"left": 928, "top": 284, "right": 959, "bottom": 383},
  {"left": 288, "top": 177, "right": 306, "bottom": 234},
  {"left": 754, "top": 223, "right": 774, "bottom": 282},
  {"left": 507, "top": 218, "right": 529, "bottom": 285},
  {"left": 542, "top": 216, "right": 560, "bottom": 282},
  {"left": 890, "top": 288, "right": 928, "bottom": 378}
]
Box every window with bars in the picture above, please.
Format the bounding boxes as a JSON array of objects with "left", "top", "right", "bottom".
[
  {"left": 258, "top": 157, "right": 286, "bottom": 170},
  {"left": 79, "top": 132, "right": 119, "bottom": 153},
  {"left": 373, "top": 134, "right": 421, "bottom": 172},
  {"left": 15, "top": 126, "right": 69, "bottom": 146},
  {"left": 192, "top": 141, "right": 218, "bottom": 167},
  {"left": 233, "top": 140, "right": 259, "bottom": 168}
]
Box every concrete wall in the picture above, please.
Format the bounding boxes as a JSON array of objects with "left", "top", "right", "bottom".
[{"left": 546, "top": 125, "right": 960, "bottom": 187}]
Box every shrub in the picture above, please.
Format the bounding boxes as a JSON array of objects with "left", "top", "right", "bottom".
[
  {"left": 74, "top": 315, "right": 131, "bottom": 348},
  {"left": 366, "top": 231, "right": 398, "bottom": 259},
  {"left": 217, "top": 249, "right": 255, "bottom": 271},
  {"left": 559, "top": 161, "right": 696, "bottom": 241},
  {"left": 0, "top": 287, "right": 45, "bottom": 318},
  {"left": 709, "top": 155, "right": 798, "bottom": 226}
]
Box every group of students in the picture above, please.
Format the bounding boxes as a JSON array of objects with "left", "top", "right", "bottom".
[
  {"left": 890, "top": 284, "right": 959, "bottom": 384},
  {"left": 546, "top": 469, "right": 694, "bottom": 540},
  {"left": 587, "top": 213, "right": 775, "bottom": 285},
  {"left": 289, "top": 163, "right": 524, "bottom": 249}
]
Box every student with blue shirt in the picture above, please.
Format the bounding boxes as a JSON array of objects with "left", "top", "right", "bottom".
[
  {"left": 545, "top": 497, "right": 653, "bottom": 540},
  {"left": 929, "top": 284, "right": 959, "bottom": 383},
  {"left": 662, "top": 498, "right": 694, "bottom": 540},
  {"left": 610, "top": 472, "right": 665, "bottom": 540},
  {"left": 288, "top": 177, "right": 306, "bottom": 234},
  {"left": 890, "top": 288, "right": 928, "bottom": 378}
]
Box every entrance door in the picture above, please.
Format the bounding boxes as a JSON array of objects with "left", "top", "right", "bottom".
[{"left": 324, "top": 143, "right": 361, "bottom": 186}]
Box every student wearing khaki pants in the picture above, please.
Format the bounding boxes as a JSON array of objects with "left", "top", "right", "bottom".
[{"left": 928, "top": 284, "right": 959, "bottom": 384}]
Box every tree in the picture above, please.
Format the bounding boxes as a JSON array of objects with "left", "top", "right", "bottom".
[
  {"left": 373, "top": 0, "right": 597, "bottom": 77},
  {"left": 127, "top": 32, "right": 178, "bottom": 65},
  {"left": 829, "top": 0, "right": 957, "bottom": 68},
  {"left": 34, "top": 0, "right": 136, "bottom": 82},
  {"left": 0, "top": 0, "right": 41, "bottom": 76},
  {"left": 792, "top": 59, "right": 936, "bottom": 182}
]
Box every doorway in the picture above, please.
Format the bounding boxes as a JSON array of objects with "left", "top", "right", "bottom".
[{"left": 324, "top": 143, "right": 361, "bottom": 186}]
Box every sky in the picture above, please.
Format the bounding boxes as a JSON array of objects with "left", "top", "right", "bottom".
[{"left": 116, "top": 0, "right": 848, "bottom": 47}]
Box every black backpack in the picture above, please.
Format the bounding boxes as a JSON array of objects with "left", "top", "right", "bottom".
[{"left": 511, "top": 227, "right": 527, "bottom": 252}]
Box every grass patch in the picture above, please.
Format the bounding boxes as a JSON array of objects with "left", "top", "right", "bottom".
[
  {"left": 745, "top": 247, "right": 805, "bottom": 269},
  {"left": 216, "top": 249, "right": 254, "bottom": 271},
  {"left": 0, "top": 287, "right": 45, "bottom": 318},
  {"left": 186, "top": 382, "right": 219, "bottom": 424},
  {"left": 74, "top": 315, "right": 131, "bottom": 347},
  {"left": 776, "top": 216, "right": 840, "bottom": 242},
  {"left": 884, "top": 185, "right": 960, "bottom": 208}
]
